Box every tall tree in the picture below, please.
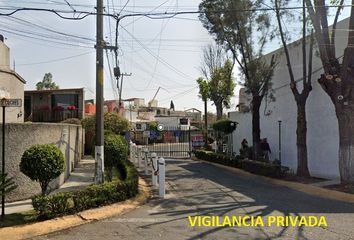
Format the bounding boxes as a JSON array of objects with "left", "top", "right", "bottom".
[
  {"left": 36, "top": 73, "right": 59, "bottom": 90},
  {"left": 274, "top": 0, "right": 314, "bottom": 176},
  {"left": 199, "top": 44, "right": 235, "bottom": 120},
  {"left": 304, "top": 0, "right": 354, "bottom": 183},
  {"left": 199, "top": 0, "right": 276, "bottom": 158},
  {"left": 197, "top": 77, "right": 210, "bottom": 144}
]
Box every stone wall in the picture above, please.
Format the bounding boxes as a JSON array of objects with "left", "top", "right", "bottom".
[{"left": 0, "top": 122, "right": 83, "bottom": 201}]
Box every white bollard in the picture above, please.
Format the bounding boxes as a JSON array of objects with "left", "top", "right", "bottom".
[
  {"left": 158, "top": 157, "right": 165, "bottom": 198},
  {"left": 131, "top": 143, "right": 136, "bottom": 162},
  {"left": 137, "top": 147, "right": 141, "bottom": 168},
  {"left": 143, "top": 148, "right": 149, "bottom": 175},
  {"left": 151, "top": 152, "right": 158, "bottom": 187}
]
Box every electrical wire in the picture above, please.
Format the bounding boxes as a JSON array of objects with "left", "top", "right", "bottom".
[
  {"left": 15, "top": 51, "right": 94, "bottom": 66},
  {"left": 120, "top": 24, "right": 194, "bottom": 80},
  {"left": 119, "top": 0, "right": 130, "bottom": 15}
]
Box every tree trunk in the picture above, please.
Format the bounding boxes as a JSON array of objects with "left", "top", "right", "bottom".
[
  {"left": 40, "top": 182, "right": 48, "bottom": 195},
  {"left": 337, "top": 108, "right": 354, "bottom": 183},
  {"left": 216, "top": 103, "right": 223, "bottom": 120},
  {"left": 204, "top": 100, "right": 208, "bottom": 147},
  {"left": 252, "top": 96, "right": 262, "bottom": 159},
  {"left": 296, "top": 100, "right": 310, "bottom": 177}
]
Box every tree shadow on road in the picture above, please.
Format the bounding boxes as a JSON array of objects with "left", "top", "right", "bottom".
[{"left": 138, "top": 160, "right": 354, "bottom": 240}]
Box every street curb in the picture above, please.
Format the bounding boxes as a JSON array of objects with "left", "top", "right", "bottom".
[
  {"left": 192, "top": 157, "right": 354, "bottom": 205},
  {"left": 0, "top": 177, "right": 151, "bottom": 240}
]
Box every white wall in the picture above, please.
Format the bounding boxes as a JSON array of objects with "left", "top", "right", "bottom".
[
  {"left": 155, "top": 116, "right": 190, "bottom": 130},
  {"left": 229, "top": 19, "right": 350, "bottom": 179}
]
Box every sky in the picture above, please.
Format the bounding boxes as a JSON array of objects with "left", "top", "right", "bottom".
[
  {"left": 0, "top": 0, "right": 350, "bottom": 113},
  {"left": 0, "top": 0, "right": 222, "bottom": 113}
]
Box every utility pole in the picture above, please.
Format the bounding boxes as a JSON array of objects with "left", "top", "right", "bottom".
[
  {"left": 118, "top": 72, "right": 132, "bottom": 107},
  {"left": 95, "top": 0, "right": 104, "bottom": 184}
]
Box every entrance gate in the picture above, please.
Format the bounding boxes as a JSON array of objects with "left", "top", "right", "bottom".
[{"left": 129, "top": 126, "right": 205, "bottom": 158}]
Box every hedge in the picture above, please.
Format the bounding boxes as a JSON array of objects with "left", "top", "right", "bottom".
[
  {"left": 194, "top": 150, "right": 288, "bottom": 178},
  {"left": 104, "top": 133, "right": 128, "bottom": 181},
  {"left": 32, "top": 160, "right": 138, "bottom": 219}
]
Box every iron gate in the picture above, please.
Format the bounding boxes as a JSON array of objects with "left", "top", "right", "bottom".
[{"left": 129, "top": 126, "right": 205, "bottom": 158}]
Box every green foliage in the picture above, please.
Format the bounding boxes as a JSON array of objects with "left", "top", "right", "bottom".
[
  {"left": 61, "top": 118, "right": 82, "bottom": 125},
  {"left": 104, "top": 133, "right": 128, "bottom": 181},
  {"left": 194, "top": 150, "right": 241, "bottom": 168},
  {"left": 36, "top": 72, "right": 59, "bottom": 90},
  {"left": 32, "top": 192, "right": 73, "bottom": 219},
  {"left": 194, "top": 150, "right": 288, "bottom": 178},
  {"left": 148, "top": 121, "right": 158, "bottom": 131},
  {"left": 32, "top": 160, "right": 138, "bottom": 219},
  {"left": 212, "top": 119, "right": 237, "bottom": 134},
  {"left": 199, "top": 0, "right": 276, "bottom": 123},
  {"left": 82, "top": 113, "right": 130, "bottom": 154},
  {"left": 197, "top": 44, "right": 235, "bottom": 120},
  {"left": 20, "top": 144, "right": 65, "bottom": 195},
  {"left": 104, "top": 112, "right": 130, "bottom": 134},
  {"left": 196, "top": 77, "right": 210, "bottom": 102},
  {"left": 0, "top": 173, "right": 17, "bottom": 197}
]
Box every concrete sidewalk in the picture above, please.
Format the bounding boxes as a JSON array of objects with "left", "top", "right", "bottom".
[{"left": 5, "top": 156, "right": 95, "bottom": 215}]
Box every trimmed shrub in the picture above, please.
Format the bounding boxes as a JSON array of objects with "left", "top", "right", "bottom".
[
  {"left": 20, "top": 144, "right": 65, "bottom": 195},
  {"left": 32, "top": 160, "right": 139, "bottom": 219},
  {"left": 212, "top": 119, "right": 237, "bottom": 134},
  {"left": 32, "top": 192, "right": 73, "bottom": 219},
  {"left": 82, "top": 113, "right": 130, "bottom": 154},
  {"left": 61, "top": 118, "right": 81, "bottom": 125},
  {"left": 193, "top": 150, "right": 287, "bottom": 178},
  {"left": 104, "top": 133, "right": 128, "bottom": 181}
]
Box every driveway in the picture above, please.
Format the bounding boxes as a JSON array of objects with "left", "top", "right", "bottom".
[{"left": 33, "top": 159, "right": 354, "bottom": 240}]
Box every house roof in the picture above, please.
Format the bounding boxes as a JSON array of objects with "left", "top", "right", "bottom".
[
  {"left": 0, "top": 68, "right": 26, "bottom": 83},
  {"left": 25, "top": 88, "right": 84, "bottom": 94},
  {"left": 185, "top": 108, "right": 201, "bottom": 113}
]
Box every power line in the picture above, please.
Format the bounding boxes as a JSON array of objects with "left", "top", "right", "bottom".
[
  {"left": 120, "top": 24, "right": 194, "bottom": 80},
  {"left": 15, "top": 51, "right": 94, "bottom": 66},
  {"left": 118, "top": 0, "right": 130, "bottom": 15},
  {"left": 63, "top": 0, "right": 76, "bottom": 12},
  {"left": 7, "top": 16, "right": 95, "bottom": 42}
]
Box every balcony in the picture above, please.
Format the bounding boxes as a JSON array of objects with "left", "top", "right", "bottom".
[{"left": 30, "top": 108, "right": 79, "bottom": 122}]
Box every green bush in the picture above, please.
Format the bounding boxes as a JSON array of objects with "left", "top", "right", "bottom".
[
  {"left": 82, "top": 113, "right": 130, "bottom": 154},
  {"left": 212, "top": 119, "right": 237, "bottom": 134},
  {"left": 193, "top": 150, "right": 287, "bottom": 178},
  {"left": 20, "top": 144, "right": 65, "bottom": 195},
  {"left": 32, "top": 160, "right": 139, "bottom": 219},
  {"left": 32, "top": 192, "right": 73, "bottom": 219},
  {"left": 104, "top": 133, "right": 128, "bottom": 181},
  {"left": 61, "top": 118, "right": 82, "bottom": 125}
]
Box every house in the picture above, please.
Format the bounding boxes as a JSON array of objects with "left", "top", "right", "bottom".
[
  {"left": 229, "top": 18, "right": 350, "bottom": 179},
  {"left": 0, "top": 35, "right": 26, "bottom": 123},
  {"left": 24, "top": 88, "right": 84, "bottom": 122}
]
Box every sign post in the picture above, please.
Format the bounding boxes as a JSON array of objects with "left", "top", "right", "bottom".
[{"left": 1, "top": 98, "right": 22, "bottom": 219}]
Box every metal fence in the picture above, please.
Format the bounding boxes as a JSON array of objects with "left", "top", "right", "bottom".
[
  {"left": 31, "top": 109, "right": 79, "bottom": 122},
  {"left": 129, "top": 126, "right": 206, "bottom": 158}
]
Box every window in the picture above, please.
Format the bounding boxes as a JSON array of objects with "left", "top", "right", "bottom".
[
  {"left": 51, "top": 94, "right": 78, "bottom": 109},
  {"left": 179, "top": 118, "right": 188, "bottom": 125}
]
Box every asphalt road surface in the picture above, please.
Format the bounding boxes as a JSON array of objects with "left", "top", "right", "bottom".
[{"left": 33, "top": 159, "right": 354, "bottom": 240}]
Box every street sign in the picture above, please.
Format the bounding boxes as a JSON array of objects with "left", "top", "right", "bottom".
[
  {"left": 0, "top": 98, "right": 22, "bottom": 107},
  {"left": 1, "top": 98, "right": 21, "bottom": 217}
]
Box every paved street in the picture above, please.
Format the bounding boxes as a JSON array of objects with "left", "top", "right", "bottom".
[{"left": 33, "top": 159, "right": 354, "bottom": 240}]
